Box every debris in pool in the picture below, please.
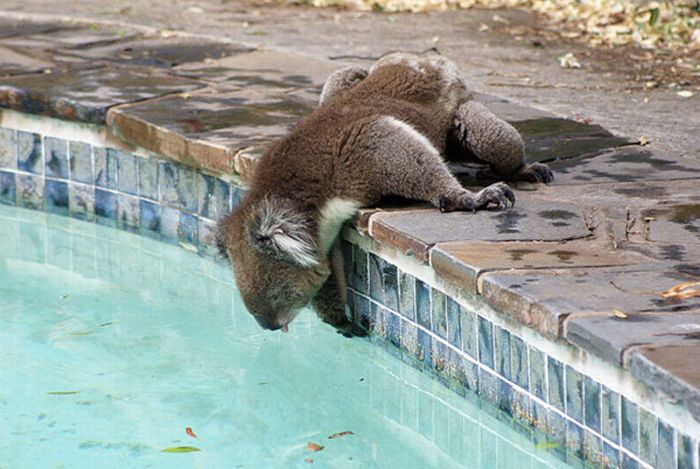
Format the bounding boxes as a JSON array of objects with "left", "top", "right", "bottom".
[
  {"left": 161, "top": 446, "right": 201, "bottom": 453},
  {"left": 47, "top": 391, "right": 80, "bottom": 395},
  {"left": 661, "top": 281, "right": 700, "bottom": 300},
  {"left": 59, "top": 294, "right": 70, "bottom": 299},
  {"left": 306, "top": 442, "right": 324, "bottom": 452},
  {"left": 612, "top": 309, "right": 629, "bottom": 319},
  {"left": 328, "top": 431, "right": 354, "bottom": 439},
  {"left": 185, "top": 427, "right": 197, "bottom": 438},
  {"left": 536, "top": 441, "right": 560, "bottom": 450},
  {"left": 99, "top": 322, "right": 113, "bottom": 327},
  {"left": 359, "top": 378, "right": 364, "bottom": 382},
  {"left": 304, "top": 458, "right": 314, "bottom": 463}
]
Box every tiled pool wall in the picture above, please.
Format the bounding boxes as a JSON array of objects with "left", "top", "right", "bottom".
[{"left": 1, "top": 122, "right": 698, "bottom": 469}]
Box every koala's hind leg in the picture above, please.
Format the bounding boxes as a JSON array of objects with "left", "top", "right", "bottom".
[
  {"left": 319, "top": 66, "right": 368, "bottom": 105},
  {"left": 452, "top": 101, "right": 553, "bottom": 183},
  {"left": 311, "top": 242, "right": 367, "bottom": 338},
  {"left": 349, "top": 116, "right": 515, "bottom": 212}
]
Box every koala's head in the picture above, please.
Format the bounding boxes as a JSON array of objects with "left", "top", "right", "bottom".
[{"left": 217, "top": 195, "right": 328, "bottom": 332}]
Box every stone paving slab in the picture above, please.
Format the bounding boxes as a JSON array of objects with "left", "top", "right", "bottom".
[
  {"left": 174, "top": 48, "right": 339, "bottom": 102},
  {"left": 67, "top": 36, "right": 254, "bottom": 68},
  {"left": 473, "top": 92, "right": 556, "bottom": 122},
  {"left": 0, "top": 65, "right": 202, "bottom": 123},
  {"left": 481, "top": 266, "right": 700, "bottom": 339},
  {"left": 0, "top": 46, "right": 53, "bottom": 76},
  {"left": 566, "top": 310, "right": 700, "bottom": 365},
  {"left": 644, "top": 203, "right": 700, "bottom": 246},
  {"left": 107, "top": 85, "right": 314, "bottom": 173},
  {"left": 0, "top": 17, "right": 69, "bottom": 39},
  {"left": 0, "top": 24, "right": 141, "bottom": 51},
  {"left": 430, "top": 238, "right": 650, "bottom": 293},
  {"left": 368, "top": 198, "right": 591, "bottom": 262},
  {"left": 628, "top": 343, "right": 700, "bottom": 423},
  {"left": 551, "top": 146, "right": 700, "bottom": 185}
]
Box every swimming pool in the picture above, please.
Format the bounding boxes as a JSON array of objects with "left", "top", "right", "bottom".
[{"left": 0, "top": 205, "right": 576, "bottom": 468}]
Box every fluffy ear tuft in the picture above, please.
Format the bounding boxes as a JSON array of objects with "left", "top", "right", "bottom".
[{"left": 246, "top": 196, "right": 318, "bottom": 267}]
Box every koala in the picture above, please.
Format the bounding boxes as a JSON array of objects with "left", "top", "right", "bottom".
[{"left": 217, "top": 52, "right": 553, "bottom": 337}]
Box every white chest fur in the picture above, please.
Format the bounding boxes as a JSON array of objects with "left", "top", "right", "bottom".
[{"left": 318, "top": 198, "right": 360, "bottom": 255}]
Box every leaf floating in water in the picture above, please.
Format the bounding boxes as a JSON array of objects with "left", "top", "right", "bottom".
[
  {"left": 304, "top": 458, "right": 314, "bottom": 464},
  {"left": 47, "top": 391, "right": 80, "bottom": 395},
  {"left": 185, "top": 427, "right": 197, "bottom": 438},
  {"left": 661, "top": 281, "right": 700, "bottom": 300},
  {"left": 328, "top": 431, "right": 354, "bottom": 439},
  {"left": 161, "top": 446, "right": 201, "bottom": 453},
  {"left": 536, "top": 441, "right": 560, "bottom": 450},
  {"left": 612, "top": 309, "right": 629, "bottom": 319},
  {"left": 306, "top": 442, "right": 324, "bottom": 452},
  {"left": 59, "top": 294, "right": 70, "bottom": 299},
  {"left": 99, "top": 322, "right": 113, "bottom": 327}
]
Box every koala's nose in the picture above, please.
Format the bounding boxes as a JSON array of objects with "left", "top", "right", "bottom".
[{"left": 254, "top": 315, "right": 282, "bottom": 331}]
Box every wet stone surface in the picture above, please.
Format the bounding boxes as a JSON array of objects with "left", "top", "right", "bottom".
[
  {"left": 0, "top": 23, "right": 141, "bottom": 52},
  {"left": 0, "top": 46, "right": 53, "bottom": 76},
  {"left": 565, "top": 310, "right": 700, "bottom": 365},
  {"left": 107, "top": 86, "right": 314, "bottom": 172},
  {"left": 0, "top": 65, "right": 202, "bottom": 123},
  {"left": 0, "top": 18, "right": 69, "bottom": 39},
  {"left": 68, "top": 37, "right": 254, "bottom": 68},
  {"left": 368, "top": 198, "right": 591, "bottom": 262},
  {"left": 480, "top": 266, "right": 700, "bottom": 339},
  {"left": 644, "top": 204, "right": 700, "bottom": 246},
  {"left": 512, "top": 118, "right": 632, "bottom": 163},
  {"left": 551, "top": 146, "right": 700, "bottom": 185}
]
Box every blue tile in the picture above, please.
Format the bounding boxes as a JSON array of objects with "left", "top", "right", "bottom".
[
  {"left": 415, "top": 279, "right": 431, "bottom": 329},
  {"left": 621, "top": 396, "right": 639, "bottom": 454},
  {"left": 44, "top": 137, "right": 68, "bottom": 179},
  {"left": 530, "top": 398, "right": 548, "bottom": 435},
  {"left": 657, "top": 420, "right": 674, "bottom": 469},
  {"left": 94, "top": 189, "right": 117, "bottom": 223},
  {"left": 478, "top": 369, "right": 498, "bottom": 406},
  {"left": 445, "top": 297, "right": 461, "bottom": 349},
  {"left": 369, "top": 253, "right": 398, "bottom": 311},
  {"left": 566, "top": 421, "right": 584, "bottom": 461},
  {"left": 477, "top": 316, "right": 494, "bottom": 369},
  {"left": 351, "top": 245, "right": 368, "bottom": 294},
  {"left": 431, "top": 340, "right": 448, "bottom": 377},
  {"left": 399, "top": 318, "right": 418, "bottom": 359},
  {"left": 0, "top": 170, "right": 16, "bottom": 205},
  {"left": 417, "top": 328, "right": 432, "bottom": 367},
  {"left": 117, "top": 194, "right": 140, "bottom": 231},
  {"left": 94, "top": 147, "right": 117, "bottom": 189},
  {"left": 677, "top": 433, "right": 694, "bottom": 469},
  {"left": 601, "top": 386, "right": 621, "bottom": 444},
  {"left": 583, "top": 432, "right": 603, "bottom": 467},
  {"left": 638, "top": 408, "right": 657, "bottom": 467},
  {"left": 548, "top": 357, "right": 564, "bottom": 411},
  {"left": 431, "top": 289, "right": 447, "bottom": 339},
  {"left": 159, "top": 161, "right": 198, "bottom": 211},
  {"left": 139, "top": 199, "right": 161, "bottom": 235},
  {"left": 17, "top": 131, "right": 42, "bottom": 174},
  {"left": 353, "top": 293, "right": 370, "bottom": 331},
  {"left": 547, "top": 409, "right": 567, "bottom": 449},
  {"left": 369, "top": 302, "right": 386, "bottom": 338},
  {"left": 497, "top": 378, "right": 512, "bottom": 415},
  {"left": 115, "top": 150, "right": 138, "bottom": 196},
  {"left": 198, "top": 174, "right": 230, "bottom": 219},
  {"left": 69, "top": 183, "right": 94, "bottom": 221},
  {"left": 230, "top": 184, "right": 245, "bottom": 210},
  {"left": 529, "top": 347, "right": 547, "bottom": 401},
  {"left": 584, "top": 377, "right": 601, "bottom": 433},
  {"left": 197, "top": 217, "right": 217, "bottom": 253},
  {"left": 510, "top": 335, "right": 528, "bottom": 389},
  {"left": 565, "top": 366, "right": 584, "bottom": 423},
  {"left": 494, "top": 326, "right": 511, "bottom": 380},
  {"left": 385, "top": 310, "right": 400, "bottom": 348},
  {"left": 398, "top": 269, "right": 416, "bottom": 320},
  {"left": 137, "top": 156, "right": 159, "bottom": 200},
  {"left": 510, "top": 387, "right": 530, "bottom": 427},
  {"left": 69, "top": 141, "right": 93, "bottom": 184},
  {"left": 603, "top": 441, "right": 620, "bottom": 468},
  {"left": 45, "top": 179, "right": 68, "bottom": 215},
  {"left": 160, "top": 206, "right": 179, "bottom": 242},
  {"left": 460, "top": 307, "right": 478, "bottom": 359},
  {"left": 15, "top": 173, "right": 44, "bottom": 209},
  {"left": 455, "top": 352, "right": 479, "bottom": 392},
  {"left": 0, "top": 128, "right": 16, "bottom": 169},
  {"left": 621, "top": 454, "right": 640, "bottom": 469},
  {"left": 178, "top": 212, "right": 198, "bottom": 245}
]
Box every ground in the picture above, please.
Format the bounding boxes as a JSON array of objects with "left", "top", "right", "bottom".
[{"left": 3, "top": 0, "right": 699, "bottom": 159}]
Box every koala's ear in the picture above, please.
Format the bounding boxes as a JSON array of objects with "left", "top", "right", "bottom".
[{"left": 246, "top": 196, "right": 318, "bottom": 267}]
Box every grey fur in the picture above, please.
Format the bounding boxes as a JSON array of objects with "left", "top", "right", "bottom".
[{"left": 218, "top": 52, "right": 553, "bottom": 336}]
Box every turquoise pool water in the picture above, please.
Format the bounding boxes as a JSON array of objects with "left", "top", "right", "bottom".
[{"left": 0, "top": 205, "right": 572, "bottom": 468}]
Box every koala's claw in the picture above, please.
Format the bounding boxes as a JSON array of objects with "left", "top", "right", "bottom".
[
  {"left": 475, "top": 182, "right": 516, "bottom": 210},
  {"left": 516, "top": 162, "right": 554, "bottom": 184},
  {"left": 336, "top": 321, "right": 368, "bottom": 338}
]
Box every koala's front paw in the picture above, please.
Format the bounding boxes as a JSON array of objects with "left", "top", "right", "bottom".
[
  {"left": 335, "top": 320, "right": 368, "bottom": 338},
  {"left": 440, "top": 183, "right": 515, "bottom": 212},
  {"left": 515, "top": 162, "right": 553, "bottom": 184}
]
